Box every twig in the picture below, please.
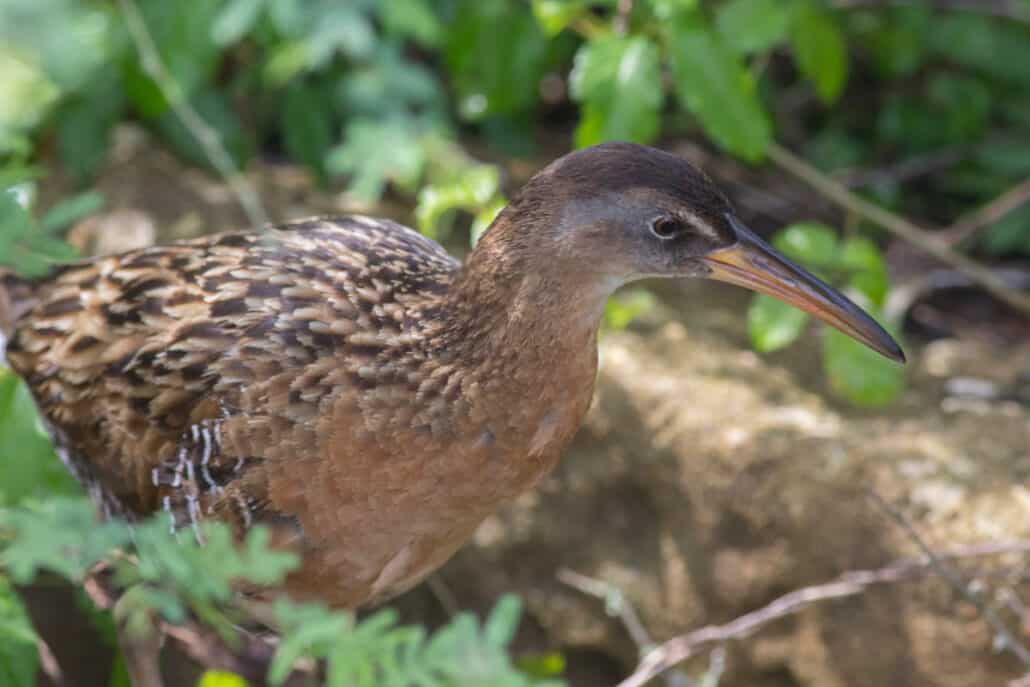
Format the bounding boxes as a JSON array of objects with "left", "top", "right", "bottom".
[
  {"left": 832, "top": 0, "right": 1030, "bottom": 25},
  {"left": 558, "top": 569, "right": 656, "bottom": 652},
  {"left": 766, "top": 142, "right": 1030, "bottom": 315},
  {"left": 427, "top": 573, "right": 461, "bottom": 619},
  {"left": 834, "top": 146, "right": 967, "bottom": 189},
  {"left": 83, "top": 565, "right": 310, "bottom": 686},
  {"left": 35, "top": 635, "right": 64, "bottom": 686},
  {"left": 559, "top": 568, "right": 692, "bottom": 687},
  {"left": 616, "top": 538, "right": 1030, "bottom": 687},
  {"left": 867, "top": 490, "right": 1030, "bottom": 667},
  {"left": 943, "top": 177, "right": 1030, "bottom": 246},
  {"left": 614, "top": 0, "right": 635, "bottom": 35},
  {"left": 116, "top": 0, "right": 270, "bottom": 231},
  {"left": 697, "top": 646, "right": 726, "bottom": 687},
  {"left": 115, "top": 617, "right": 164, "bottom": 687}
]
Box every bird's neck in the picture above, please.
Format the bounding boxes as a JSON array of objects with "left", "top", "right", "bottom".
[
  {"left": 409, "top": 223, "right": 613, "bottom": 479},
  {"left": 435, "top": 226, "right": 613, "bottom": 379}
]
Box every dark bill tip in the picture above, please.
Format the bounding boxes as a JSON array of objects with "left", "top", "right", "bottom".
[{"left": 702, "top": 215, "right": 906, "bottom": 364}]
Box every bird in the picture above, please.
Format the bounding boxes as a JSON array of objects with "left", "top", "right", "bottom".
[{"left": 0, "top": 142, "right": 904, "bottom": 609}]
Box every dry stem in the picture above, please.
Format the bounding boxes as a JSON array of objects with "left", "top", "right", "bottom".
[
  {"left": 767, "top": 142, "right": 1030, "bottom": 315},
  {"left": 117, "top": 0, "right": 270, "bottom": 230},
  {"left": 616, "top": 537, "right": 1030, "bottom": 687}
]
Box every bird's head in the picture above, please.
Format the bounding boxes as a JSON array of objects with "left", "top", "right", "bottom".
[{"left": 490, "top": 141, "right": 904, "bottom": 362}]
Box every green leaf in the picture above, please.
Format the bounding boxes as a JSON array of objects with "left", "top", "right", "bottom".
[
  {"left": 748, "top": 294, "right": 811, "bottom": 352},
  {"left": 791, "top": 1, "right": 848, "bottom": 104},
  {"left": 153, "top": 89, "right": 249, "bottom": 169},
  {"left": 269, "top": 601, "right": 351, "bottom": 685},
  {"left": 263, "top": 42, "right": 310, "bottom": 87},
  {"left": 853, "top": 6, "right": 931, "bottom": 77},
  {"left": 0, "top": 189, "right": 79, "bottom": 277},
  {"left": 127, "top": 521, "right": 298, "bottom": 613},
  {"left": 416, "top": 164, "right": 501, "bottom": 237},
  {"left": 0, "top": 2, "right": 121, "bottom": 93},
  {"left": 570, "top": 36, "right": 663, "bottom": 147},
  {"left": 981, "top": 205, "right": 1030, "bottom": 257},
  {"left": 716, "top": 0, "right": 791, "bottom": 54},
  {"left": 211, "top": 0, "right": 266, "bottom": 46},
  {"left": 823, "top": 311, "right": 905, "bottom": 407},
  {"left": 336, "top": 46, "right": 443, "bottom": 119},
  {"left": 603, "top": 289, "right": 656, "bottom": 331},
  {"left": 471, "top": 197, "right": 507, "bottom": 246},
  {"left": 328, "top": 117, "right": 430, "bottom": 201},
  {"left": 304, "top": 6, "right": 375, "bottom": 65},
  {"left": 974, "top": 138, "right": 1030, "bottom": 179},
  {"left": 772, "top": 222, "right": 838, "bottom": 268},
  {"left": 484, "top": 594, "right": 522, "bottom": 648},
  {"left": 267, "top": 0, "right": 304, "bottom": 35},
  {"left": 0, "top": 498, "right": 131, "bottom": 583},
  {"left": 927, "top": 13, "right": 1030, "bottom": 88},
  {"left": 108, "top": 650, "right": 132, "bottom": 687},
  {"left": 0, "top": 577, "right": 37, "bottom": 687},
  {"left": 124, "top": 0, "right": 224, "bottom": 101},
  {"left": 57, "top": 76, "right": 126, "bottom": 181},
  {"left": 532, "top": 0, "right": 589, "bottom": 36},
  {"left": 650, "top": 0, "right": 699, "bottom": 22},
  {"left": 926, "top": 74, "right": 991, "bottom": 144},
  {"left": 840, "top": 236, "right": 888, "bottom": 306},
  {"left": 382, "top": 0, "right": 443, "bottom": 47},
  {"left": 0, "top": 51, "right": 59, "bottom": 157},
  {"left": 668, "top": 22, "right": 772, "bottom": 161},
  {"left": 445, "top": 0, "right": 549, "bottom": 120},
  {"left": 280, "top": 83, "right": 333, "bottom": 182},
  {"left": 40, "top": 192, "right": 105, "bottom": 234},
  {"left": 0, "top": 370, "right": 79, "bottom": 506}
]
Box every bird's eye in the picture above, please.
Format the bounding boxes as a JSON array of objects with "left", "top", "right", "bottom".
[{"left": 650, "top": 216, "right": 686, "bottom": 240}]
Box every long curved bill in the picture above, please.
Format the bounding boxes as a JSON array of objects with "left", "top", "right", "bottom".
[{"left": 703, "top": 215, "right": 906, "bottom": 363}]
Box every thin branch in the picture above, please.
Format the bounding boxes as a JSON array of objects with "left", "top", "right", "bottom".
[
  {"left": 943, "top": 177, "right": 1030, "bottom": 246},
  {"left": 614, "top": 0, "right": 635, "bottom": 35},
  {"left": 867, "top": 490, "right": 1030, "bottom": 667},
  {"left": 35, "top": 635, "right": 64, "bottom": 687},
  {"left": 559, "top": 569, "right": 696, "bottom": 687},
  {"left": 115, "top": 618, "right": 164, "bottom": 687},
  {"left": 427, "top": 574, "right": 461, "bottom": 619},
  {"left": 83, "top": 565, "right": 310, "bottom": 687},
  {"left": 834, "top": 146, "right": 967, "bottom": 189},
  {"left": 617, "top": 538, "right": 1030, "bottom": 687},
  {"left": 766, "top": 142, "right": 1030, "bottom": 315},
  {"left": 558, "top": 568, "right": 656, "bottom": 653},
  {"left": 116, "top": 0, "right": 270, "bottom": 231},
  {"left": 832, "top": 0, "right": 1030, "bottom": 25}
]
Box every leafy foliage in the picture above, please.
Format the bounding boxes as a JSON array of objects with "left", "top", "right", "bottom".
[
  {"left": 0, "top": 180, "right": 95, "bottom": 276},
  {"left": 570, "top": 35, "right": 663, "bottom": 148},
  {"left": 0, "top": 498, "right": 557, "bottom": 687},
  {"left": 269, "top": 595, "right": 557, "bottom": 687},
  {"left": 0, "top": 577, "right": 36, "bottom": 687},
  {"left": 746, "top": 223, "right": 905, "bottom": 406}
]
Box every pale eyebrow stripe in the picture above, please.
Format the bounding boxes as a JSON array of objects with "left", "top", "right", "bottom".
[{"left": 680, "top": 210, "right": 719, "bottom": 240}]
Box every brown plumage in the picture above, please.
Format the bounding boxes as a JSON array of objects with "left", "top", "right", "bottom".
[{"left": 0, "top": 143, "right": 903, "bottom": 609}]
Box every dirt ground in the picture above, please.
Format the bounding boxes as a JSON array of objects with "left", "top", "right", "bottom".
[{"left": 43, "top": 126, "right": 1030, "bottom": 686}]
